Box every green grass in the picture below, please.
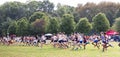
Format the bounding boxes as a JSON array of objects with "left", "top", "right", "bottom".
[{"left": 0, "top": 42, "right": 120, "bottom": 57}]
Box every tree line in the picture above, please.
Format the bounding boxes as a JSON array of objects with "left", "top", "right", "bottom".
[{"left": 0, "top": 0, "right": 120, "bottom": 36}]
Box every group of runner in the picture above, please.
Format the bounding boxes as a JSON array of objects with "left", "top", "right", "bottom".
[
  {"left": 0, "top": 32, "right": 118, "bottom": 52},
  {"left": 51, "top": 32, "right": 114, "bottom": 52}
]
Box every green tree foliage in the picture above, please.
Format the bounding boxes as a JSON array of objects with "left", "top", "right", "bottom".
[
  {"left": 27, "top": 1, "right": 41, "bottom": 12},
  {"left": 16, "top": 17, "right": 29, "bottom": 36},
  {"left": 48, "top": 17, "right": 59, "bottom": 33},
  {"left": 1, "top": 1, "right": 120, "bottom": 35},
  {"left": 75, "top": 2, "right": 119, "bottom": 25},
  {"left": 75, "top": 18, "right": 92, "bottom": 33},
  {"left": 26, "top": 0, "right": 54, "bottom": 16},
  {"left": 60, "top": 14, "right": 75, "bottom": 34},
  {"left": 8, "top": 21, "right": 17, "bottom": 35},
  {"left": 0, "top": 24, "right": 2, "bottom": 35},
  {"left": 1, "top": 18, "right": 13, "bottom": 35},
  {"left": 42, "top": 0, "right": 54, "bottom": 13},
  {"left": 112, "top": 17, "right": 120, "bottom": 32},
  {"left": 29, "top": 12, "right": 46, "bottom": 22},
  {"left": 55, "top": 4, "right": 75, "bottom": 17},
  {"left": 0, "top": 1, "right": 27, "bottom": 20},
  {"left": 30, "top": 11, "right": 49, "bottom": 35},
  {"left": 92, "top": 13, "right": 110, "bottom": 32},
  {"left": 31, "top": 19, "right": 48, "bottom": 34},
  {"left": 115, "top": 9, "right": 120, "bottom": 18},
  {"left": 26, "top": 1, "right": 42, "bottom": 17}
]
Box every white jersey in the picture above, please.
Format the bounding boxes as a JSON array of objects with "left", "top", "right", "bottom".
[
  {"left": 78, "top": 35, "right": 83, "bottom": 41},
  {"left": 41, "top": 35, "right": 46, "bottom": 40},
  {"left": 80, "top": 38, "right": 83, "bottom": 41},
  {"left": 58, "top": 35, "right": 63, "bottom": 40},
  {"left": 95, "top": 37, "right": 98, "bottom": 40},
  {"left": 53, "top": 36, "right": 57, "bottom": 40}
]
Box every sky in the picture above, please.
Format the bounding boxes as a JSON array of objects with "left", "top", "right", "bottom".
[{"left": 0, "top": 0, "right": 120, "bottom": 7}]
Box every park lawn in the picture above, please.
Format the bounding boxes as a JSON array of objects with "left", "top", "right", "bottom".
[{"left": 0, "top": 42, "right": 120, "bottom": 57}]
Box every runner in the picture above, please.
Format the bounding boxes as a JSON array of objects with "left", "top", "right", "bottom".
[
  {"left": 92, "top": 34, "right": 101, "bottom": 49},
  {"left": 101, "top": 32, "right": 113, "bottom": 52},
  {"left": 40, "top": 34, "right": 46, "bottom": 48},
  {"left": 51, "top": 34, "right": 58, "bottom": 48}
]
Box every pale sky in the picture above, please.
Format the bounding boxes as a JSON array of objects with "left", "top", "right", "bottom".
[{"left": 0, "top": 0, "right": 120, "bottom": 7}]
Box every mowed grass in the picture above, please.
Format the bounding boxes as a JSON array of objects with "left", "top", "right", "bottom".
[{"left": 0, "top": 42, "right": 120, "bottom": 57}]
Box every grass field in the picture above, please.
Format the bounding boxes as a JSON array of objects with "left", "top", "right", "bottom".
[{"left": 0, "top": 42, "right": 120, "bottom": 57}]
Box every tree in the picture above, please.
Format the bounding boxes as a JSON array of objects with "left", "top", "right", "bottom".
[
  {"left": 31, "top": 19, "right": 48, "bottom": 34},
  {"left": 16, "top": 17, "right": 29, "bottom": 36},
  {"left": 115, "top": 9, "right": 120, "bottom": 18},
  {"left": 48, "top": 17, "right": 59, "bottom": 33},
  {"left": 26, "top": 0, "right": 54, "bottom": 15},
  {"left": 29, "top": 12, "right": 47, "bottom": 22},
  {"left": 112, "top": 17, "right": 120, "bottom": 32},
  {"left": 92, "top": 13, "right": 110, "bottom": 32},
  {"left": 75, "top": 18, "right": 92, "bottom": 33},
  {"left": 42, "top": 0, "right": 54, "bottom": 13},
  {"left": 0, "top": 23, "right": 2, "bottom": 36},
  {"left": 26, "top": 1, "right": 42, "bottom": 17},
  {"left": 55, "top": 4, "right": 75, "bottom": 17},
  {"left": 0, "top": 1, "right": 27, "bottom": 20},
  {"left": 75, "top": 2, "right": 119, "bottom": 26},
  {"left": 60, "top": 14, "right": 75, "bottom": 34},
  {"left": 8, "top": 21, "right": 17, "bottom": 35},
  {"left": 1, "top": 17, "right": 13, "bottom": 35}
]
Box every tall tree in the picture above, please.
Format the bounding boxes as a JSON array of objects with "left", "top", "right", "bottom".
[
  {"left": 42, "top": 0, "right": 54, "bottom": 13},
  {"left": 75, "top": 2, "right": 120, "bottom": 25},
  {"left": 112, "top": 17, "right": 120, "bottom": 32},
  {"left": 92, "top": 13, "right": 110, "bottom": 32},
  {"left": 1, "top": 18, "right": 13, "bottom": 35},
  {"left": 75, "top": 2, "right": 97, "bottom": 22},
  {"left": 0, "top": 1, "right": 27, "bottom": 20},
  {"left": 48, "top": 17, "right": 59, "bottom": 33},
  {"left": 16, "top": 17, "right": 29, "bottom": 36},
  {"left": 60, "top": 14, "right": 75, "bottom": 34},
  {"left": 8, "top": 21, "right": 17, "bottom": 35},
  {"left": 75, "top": 18, "right": 92, "bottom": 33},
  {"left": 0, "top": 23, "right": 2, "bottom": 36},
  {"left": 115, "top": 9, "right": 120, "bottom": 18},
  {"left": 29, "top": 12, "right": 47, "bottom": 22},
  {"left": 55, "top": 4, "right": 75, "bottom": 17},
  {"left": 26, "top": 1, "right": 42, "bottom": 17},
  {"left": 31, "top": 19, "right": 48, "bottom": 34}
]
